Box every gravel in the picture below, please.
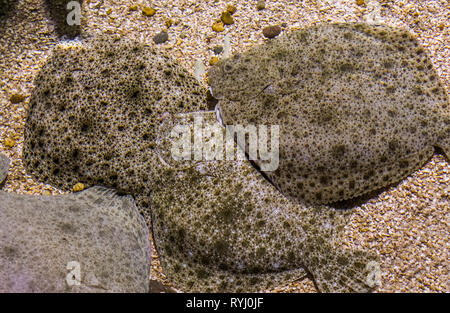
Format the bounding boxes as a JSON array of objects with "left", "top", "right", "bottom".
[
  {"left": 153, "top": 31, "right": 169, "bottom": 44},
  {"left": 262, "top": 24, "right": 281, "bottom": 38}
]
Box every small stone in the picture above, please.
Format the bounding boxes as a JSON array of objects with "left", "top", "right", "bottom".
[
  {"left": 73, "top": 183, "right": 85, "bottom": 192},
  {"left": 10, "top": 94, "right": 25, "bottom": 104},
  {"left": 4, "top": 138, "right": 15, "bottom": 148},
  {"left": 129, "top": 5, "right": 139, "bottom": 11},
  {"left": 212, "top": 20, "right": 225, "bottom": 32},
  {"left": 256, "top": 0, "right": 266, "bottom": 10},
  {"left": 212, "top": 46, "right": 223, "bottom": 55},
  {"left": 226, "top": 4, "right": 237, "bottom": 14},
  {"left": 356, "top": 0, "right": 365, "bottom": 6},
  {"left": 438, "top": 23, "right": 445, "bottom": 31},
  {"left": 209, "top": 56, "right": 220, "bottom": 66},
  {"left": 165, "top": 19, "right": 173, "bottom": 28},
  {"left": 106, "top": 8, "right": 112, "bottom": 15},
  {"left": 142, "top": 7, "right": 156, "bottom": 17},
  {"left": 153, "top": 31, "right": 169, "bottom": 44},
  {"left": 221, "top": 11, "right": 234, "bottom": 25},
  {"left": 263, "top": 25, "right": 281, "bottom": 38},
  {"left": 281, "top": 22, "right": 288, "bottom": 28}
]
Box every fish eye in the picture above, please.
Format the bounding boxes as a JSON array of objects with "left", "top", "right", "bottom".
[{"left": 224, "top": 64, "right": 233, "bottom": 73}]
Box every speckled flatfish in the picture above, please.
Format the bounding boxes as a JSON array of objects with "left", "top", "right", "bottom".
[
  {"left": 0, "top": 186, "right": 150, "bottom": 292},
  {"left": 209, "top": 23, "right": 449, "bottom": 204},
  {"left": 151, "top": 112, "right": 380, "bottom": 293}
]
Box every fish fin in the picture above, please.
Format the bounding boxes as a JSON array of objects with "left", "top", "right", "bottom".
[
  {"left": 74, "top": 186, "right": 136, "bottom": 209},
  {"left": 305, "top": 242, "right": 381, "bottom": 293},
  {"left": 74, "top": 186, "right": 150, "bottom": 243}
]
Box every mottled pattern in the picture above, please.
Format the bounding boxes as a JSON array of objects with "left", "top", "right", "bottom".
[
  {"left": 0, "top": 153, "right": 9, "bottom": 185},
  {"left": 151, "top": 112, "right": 380, "bottom": 292},
  {"left": 210, "top": 23, "right": 450, "bottom": 205},
  {"left": 0, "top": 186, "right": 150, "bottom": 292},
  {"left": 23, "top": 35, "right": 207, "bottom": 223}
]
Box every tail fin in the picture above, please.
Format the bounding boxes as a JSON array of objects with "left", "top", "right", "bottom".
[{"left": 304, "top": 242, "right": 381, "bottom": 293}]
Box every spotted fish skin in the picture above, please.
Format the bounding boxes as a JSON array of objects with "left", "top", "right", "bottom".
[
  {"left": 22, "top": 35, "right": 207, "bottom": 225},
  {"left": 0, "top": 186, "right": 150, "bottom": 292},
  {"left": 209, "top": 23, "right": 449, "bottom": 205},
  {"left": 151, "top": 112, "right": 380, "bottom": 293}
]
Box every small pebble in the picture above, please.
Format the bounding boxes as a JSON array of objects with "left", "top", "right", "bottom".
[
  {"left": 10, "top": 94, "right": 25, "bottom": 104},
  {"left": 153, "top": 31, "right": 169, "bottom": 44},
  {"left": 226, "top": 4, "right": 237, "bottom": 14},
  {"left": 72, "top": 183, "right": 85, "bottom": 192},
  {"left": 257, "top": 0, "right": 266, "bottom": 10},
  {"left": 212, "top": 46, "right": 223, "bottom": 55},
  {"left": 212, "top": 20, "right": 225, "bottom": 32},
  {"left": 142, "top": 7, "right": 156, "bottom": 17},
  {"left": 165, "top": 19, "right": 173, "bottom": 28},
  {"left": 221, "top": 11, "right": 234, "bottom": 25},
  {"left": 263, "top": 25, "right": 281, "bottom": 38},
  {"left": 4, "top": 138, "right": 15, "bottom": 148},
  {"left": 129, "top": 5, "right": 139, "bottom": 11},
  {"left": 209, "top": 56, "right": 220, "bottom": 66},
  {"left": 356, "top": 0, "right": 365, "bottom": 5}
]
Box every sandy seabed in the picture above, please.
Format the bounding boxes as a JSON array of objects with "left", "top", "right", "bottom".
[{"left": 0, "top": 0, "right": 448, "bottom": 292}]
